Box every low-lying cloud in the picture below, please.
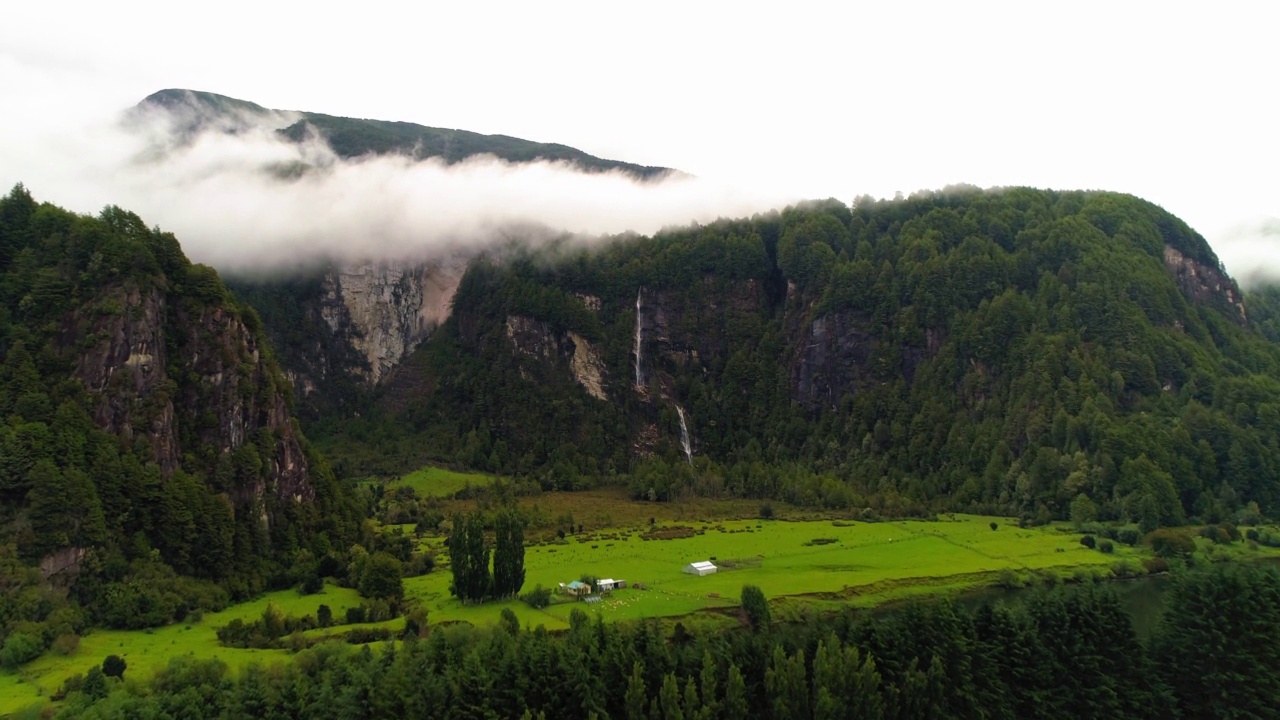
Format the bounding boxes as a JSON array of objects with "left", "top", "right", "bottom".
[
  {"left": 0, "top": 80, "right": 795, "bottom": 274},
  {"left": 1214, "top": 220, "right": 1280, "bottom": 288}
]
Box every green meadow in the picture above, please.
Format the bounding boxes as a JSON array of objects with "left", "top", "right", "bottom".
[
  {"left": 8, "top": 512, "right": 1272, "bottom": 716},
  {"left": 391, "top": 465, "right": 497, "bottom": 498},
  {"left": 401, "top": 514, "right": 1143, "bottom": 630},
  {"left": 0, "top": 586, "right": 365, "bottom": 716}
]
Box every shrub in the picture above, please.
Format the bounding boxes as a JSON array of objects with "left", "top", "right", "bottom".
[
  {"left": 1143, "top": 557, "right": 1170, "bottom": 574},
  {"left": 1117, "top": 528, "right": 1141, "bottom": 546},
  {"left": 0, "top": 632, "right": 43, "bottom": 668},
  {"left": 1098, "top": 540, "right": 1114, "bottom": 554},
  {"left": 102, "top": 654, "right": 127, "bottom": 679},
  {"left": 759, "top": 503, "right": 775, "bottom": 519},
  {"left": 52, "top": 633, "right": 80, "bottom": 656},
  {"left": 1080, "top": 535, "right": 1096, "bottom": 549},
  {"left": 1147, "top": 529, "right": 1196, "bottom": 558},
  {"left": 1246, "top": 528, "right": 1261, "bottom": 542},
  {"left": 989, "top": 522, "right": 998, "bottom": 531},
  {"left": 521, "top": 585, "right": 552, "bottom": 609}
]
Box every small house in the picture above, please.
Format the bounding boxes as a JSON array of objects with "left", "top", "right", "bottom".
[
  {"left": 565, "top": 580, "right": 592, "bottom": 596},
  {"left": 683, "top": 561, "right": 717, "bottom": 576}
]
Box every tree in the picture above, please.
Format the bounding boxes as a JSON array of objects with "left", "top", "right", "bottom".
[
  {"left": 492, "top": 508, "right": 526, "bottom": 598},
  {"left": 740, "top": 585, "right": 771, "bottom": 631},
  {"left": 1070, "top": 493, "right": 1098, "bottom": 528},
  {"left": 102, "top": 654, "right": 127, "bottom": 680},
  {"left": 448, "top": 512, "right": 490, "bottom": 603},
  {"left": 359, "top": 552, "right": 404, "bottom": 600}
]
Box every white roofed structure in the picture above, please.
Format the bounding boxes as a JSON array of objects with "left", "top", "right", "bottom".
[{"left": 683, "top": 561, "right": 717, "bottom": 576}]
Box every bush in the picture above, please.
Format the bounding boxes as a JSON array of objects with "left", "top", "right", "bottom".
[
  {"left": 759, "top": 503, "right": 775, "bottom": 519},
  {"left": 52, "top": 633, "right": 80, "bottom": 656},
  {"left": 0, "top": 632, "right": 44, "bottom": 668},
  {"left": 1098, "top": 540, "right": 1114, "bottom": 554},
  {"left": 989, "top": 522, "right": 998, "bottom": 531},
  {"left": 1080, "top": 535, "right": 1096, "bottom": 549},
  {"left": 1143, "top": 557, "right": 1170, "bottom": 574},
  {"left": 521, "top": 585, "right": 552, "bottom": 609},
  {"left": 1147, "top": 529, "right": 1196, "bottom": 558},
  {"left": 1246, "top": 528, "right": 1261, "bottom": 542},
  {"left": 1117, "top": 528, "right": 1141, "bottom": 546}
]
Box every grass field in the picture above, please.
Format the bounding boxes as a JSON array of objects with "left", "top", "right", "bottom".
[
  {"left": 400, "top": 514, "right": 1147, "bottom": 630},
  {"left": 6, "top": 510, "right": 1274, "bottom": 716},
  {"left": 0, "top": 585, "right": 365, "bottom": 716},
  {"left": 392, "top": 465, "right": 497, "bottom": 498}
]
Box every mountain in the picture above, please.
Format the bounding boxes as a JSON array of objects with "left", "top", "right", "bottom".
[
  {"left": 135, "top": 89, "right": 677, "bottom": 179},
  {"left": 0, "top": 185, "right": 358, "bottom": 628},
  {"left": 251, "top": 186, "right": 1280, "bottom": 528}
]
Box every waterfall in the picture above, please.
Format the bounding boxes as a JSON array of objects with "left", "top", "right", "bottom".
[
  {"left": 676, "top": 405, "right": 692, "bottom": 465},
  {"left": 633, "top": 288, "right": 643, "bottom": 390}
]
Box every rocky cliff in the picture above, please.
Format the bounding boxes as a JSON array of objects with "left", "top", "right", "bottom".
[{"left": 226, "top": 257, "right": 466, "bottom": 417}]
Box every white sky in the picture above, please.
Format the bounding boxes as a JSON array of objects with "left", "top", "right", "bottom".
[{"left": 1, "top": 1, "right": 1277, "bottom": 280}]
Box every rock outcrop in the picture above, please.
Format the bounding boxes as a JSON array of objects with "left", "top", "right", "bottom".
[
  {"left": 1164, "top": 245, "right": 1248, "bottom": 323},
  {"left": 66, "top": 281, "right": 315, "bottom": 505},
  {"left": 318, "top": 261, "right": 461, "bottom": 385},
  {"left": 505, "top": 315, "right": 608, "bottom": 400}
]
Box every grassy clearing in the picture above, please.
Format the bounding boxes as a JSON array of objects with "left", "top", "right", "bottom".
[
  {"left": 392, "top": 465, "right": 497, "bottom": 498},
  {"left": 0, "top": 585, "right": 365, "bottom": 715},
  {"left": 435, "top": 487, "right": 791, "bottom": 534},
  {"left": 402, "top": 514, "right": 1153, "bottom": 629}
]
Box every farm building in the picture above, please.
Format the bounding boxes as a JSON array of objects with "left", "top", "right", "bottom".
[
  {"left": 597, "top": 579, "right": 627, "bottom": 592},
  {"left": 684, "top": 561, "right": 717, "bottom": 576},
  {"left": 562, "top": 580, "right": 592, "bottom": 596}
]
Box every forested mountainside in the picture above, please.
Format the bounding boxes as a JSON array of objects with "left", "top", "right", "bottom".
[
  {"left": 137, "top": 89, "right": 675, "bottom": 179},
  {"left": 0, "top": 185, "right": 359, "bottom": 641},
  {"left": 280, "top": 187, "right": 1280, "bottom": 526},
  {"left": 1250, "top": 284, "right": 1280, "bottom": 344}
]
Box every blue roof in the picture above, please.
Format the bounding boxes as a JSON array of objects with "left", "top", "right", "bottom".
[{"left": 567, "top": 580, "right": 587, "bottom": 589}]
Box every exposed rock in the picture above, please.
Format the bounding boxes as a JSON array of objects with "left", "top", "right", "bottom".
[
  {"left": 66, "top": 281, "right": 314, "bottom": 507},
  {"left": 1164, "top": 245, "right": 1248, "bottom": 323},
  {"left": 568, "top": 331, "right": 607, "bottom": 401},
  {"left": 319, "top": 260, "right": 462, "bottom": 384},
  {"left": 505, "top": 315, "right": 608, "bottom": 400}
]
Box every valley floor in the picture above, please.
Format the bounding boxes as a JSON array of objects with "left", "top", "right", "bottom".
[{"left": 4, "top": 505, "right": 1276, "bottom": 716}]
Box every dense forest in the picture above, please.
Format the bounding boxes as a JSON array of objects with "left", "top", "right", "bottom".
[
  {"left": 40, "top": 562, "right": 1280, "bottom": 720},
  {"left": 301, "top": 187, "right": 1280, "bottom": 529},
  {"left": 0, "top": 186, "right": 359, "bottom": 663}
]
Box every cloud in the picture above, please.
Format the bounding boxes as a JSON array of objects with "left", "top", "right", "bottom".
[
  {"left": 1214, "top": 220, "right": 1280, "bottom": 288},
  {"left": 0, "top": 64, "right": 795, "bottom": 274}
]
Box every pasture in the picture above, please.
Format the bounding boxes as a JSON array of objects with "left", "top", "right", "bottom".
[
  {"left": 0, "top": 586, "right": 365, "bottom": 716},
  {"left": 10, "top": 511, "right": 1267, "bottom": 716},
  {"left": 392, "top": 465, "right": 496, "bottom": 498},
  {"left": 402, "top": 514, "right": 1141, "bottom": 629}
]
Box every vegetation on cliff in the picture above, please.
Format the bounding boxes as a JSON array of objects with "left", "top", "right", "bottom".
[
  {"left": 0, "top": 185, "right": 359, "bottom": 656},
  {"left": 307, "top": 187, "right": 1280, "bottom": 530}
]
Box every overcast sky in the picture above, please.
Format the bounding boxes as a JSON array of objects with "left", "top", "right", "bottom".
[{"left": 1, "top": 1, "right": 1276, "bottom": 279}]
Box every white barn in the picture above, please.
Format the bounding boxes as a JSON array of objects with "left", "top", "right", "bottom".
[{"left": 683, "top": 561, "right": 717, "bottom": 576}]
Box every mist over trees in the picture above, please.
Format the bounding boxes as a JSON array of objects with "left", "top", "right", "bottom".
[{"left": 304, "top": 186, "right": 1280, "bottom": 528}]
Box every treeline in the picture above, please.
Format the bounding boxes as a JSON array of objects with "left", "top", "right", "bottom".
[
  {"left": 44, "top": 562, "right": 1280, "bottom": 719},
  {"left": 314, "top": 187, "right": 1280, "bottom": 527}
]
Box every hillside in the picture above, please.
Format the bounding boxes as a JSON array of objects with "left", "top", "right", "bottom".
[
  {"left": 136, "top": 89, "right": 676, "bottom": 179},
  {"left": 0, "top": 185, "right": 359, "bottom": 646},
  {"left": 280, "top": 187, "right": 1280, "bottom": 528}
]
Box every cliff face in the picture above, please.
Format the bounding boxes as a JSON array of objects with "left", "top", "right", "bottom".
[
  {"left": 318, "top": 261, "right": 460, "bottom": 385},
  {"left": 226, "top": 258, "right": 465, "bottom": 418},
  {"left": 1163, "top": 245, "right": 1248, "bottom": 323},
  {"left": 505, "top": 314, "right": 607, "bottom": 400},
  {"left": 66, "top": 280, "right": 313, "bottom": 505}
]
